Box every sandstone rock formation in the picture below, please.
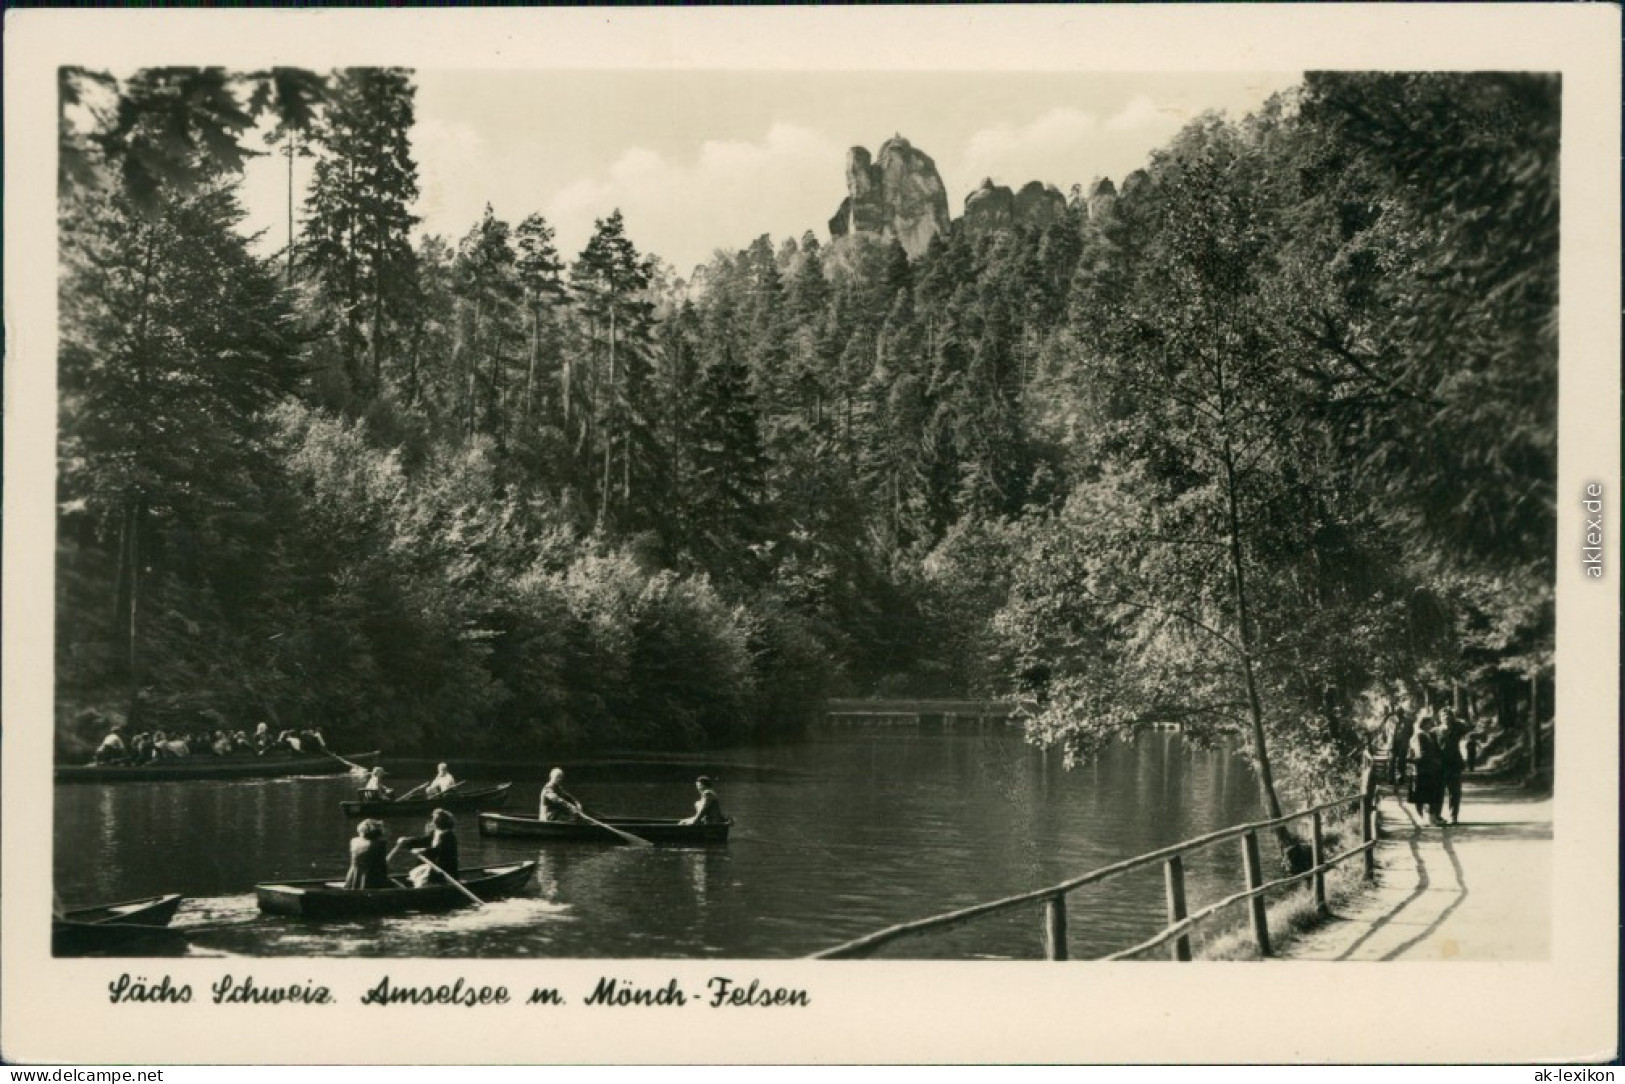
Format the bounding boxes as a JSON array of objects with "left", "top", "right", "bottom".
[
  {"left": 962, "top": 178, "right": 1067, "bottom": 236},
  {"left": 827, "top": 136, "right": 950, "bottom": 258}
]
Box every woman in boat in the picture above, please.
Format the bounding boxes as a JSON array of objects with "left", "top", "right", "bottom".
[
  {"left": 424, "top": 763, "right": 459, "bottom": 798},
  {"left": 679, "top": 776, "right": 726, "bottom": 826},
  {"left": 92, "top": 725, "right": 128, "bottom": 765},
  {"left": 344, "top": 819, "right": 393, "bottom": 891},
  {"left": 253, "top": 722, "right": 272, "bottom": 754},
  {"left": 390, "top": 809, "right": 461, "bottom": 888},
  {"left": 539, "top": 768, "right": 584, "bottom": 822},
  {"left": 360, "top": 767, "right": 393, "bottom": 802}
]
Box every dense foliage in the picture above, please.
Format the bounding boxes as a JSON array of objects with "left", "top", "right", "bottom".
[{"left": 58, "top": 69, "right": 1556, "bottom": 810}]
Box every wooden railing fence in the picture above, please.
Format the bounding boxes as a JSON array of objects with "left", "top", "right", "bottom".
[{"left": 812, "top": 779, "right": 1379, "bottom": 961}]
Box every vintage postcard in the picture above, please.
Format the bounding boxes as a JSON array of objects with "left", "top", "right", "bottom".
[{"left": 3, "top": 4, "right": 1618, "bottom": 1066}]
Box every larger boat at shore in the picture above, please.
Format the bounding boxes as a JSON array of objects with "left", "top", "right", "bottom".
[{"left": 55, "top": 750, "right": 381, "bottom": 784}]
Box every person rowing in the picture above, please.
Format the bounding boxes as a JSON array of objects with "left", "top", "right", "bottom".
[
  {"left": 539, "top": 767, "right": 586, "bottom": 822},
  {"left": 679, "top": 775, "right": 726, "bottom": 826},
  {"left": 424, "top": 763, "right": 459, "bottom": 798},
  {"left": 389, "top": 808, "right": 461, "bottom": 888}
]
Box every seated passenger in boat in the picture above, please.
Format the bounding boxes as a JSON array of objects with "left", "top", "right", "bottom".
[
  {"left": 390, "top": 809, "right": 461, "bottom": 888},
  {"left": 679, "top": 775, "right": 726, "bottom": 825},
  {"left": 425, "top": 763, "right": 458, "bottom": 798},
  {"left": 539, "top": 768, "right": 584, "bottom": 822},
  {"left": 93, "top": 726, "right": 128, "bottom": 765},
  {"left": 359, "top": 767, "right": 393, "bottom": 802},
  {"left": 150, "top": 731, "right": 191, "bottom": 759},
  {"left": 211, "top": 731, "right": 233, "bottom": 757},
  {"left": 343, "top": 819, "right": 393, "bottom": 891},
  {"left": 253, "top": 722, "right": 272, "bottom": 753}
]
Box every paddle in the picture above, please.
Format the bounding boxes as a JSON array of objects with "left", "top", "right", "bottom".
[
  {"left": 572, "top": 807, "right": 653, "bottom": 848},
  {"left": 323, "top": 749, "right": 373, "bottom": 777},
  {"left": 412, "top": 851, "right": 483, "bottom": 907},
  {"left": 403, "top": 779, "right": 463, "bottom": 803}
]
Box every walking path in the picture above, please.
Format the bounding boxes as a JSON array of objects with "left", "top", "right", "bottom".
[{"left": 1281, "top": 777, "right": 1552, "bottom": 961}]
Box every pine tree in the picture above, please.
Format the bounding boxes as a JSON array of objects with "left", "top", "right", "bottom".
[
  {"left": 570, "top": 210, "right": 655, "bottom": 529},
  {"left": 301, "top": 68, "right": 421, "bottom": 406}
]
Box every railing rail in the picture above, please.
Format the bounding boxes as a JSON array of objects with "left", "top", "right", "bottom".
[{"left": 812, "top": 777, "right": 1378, "bottom": 961}]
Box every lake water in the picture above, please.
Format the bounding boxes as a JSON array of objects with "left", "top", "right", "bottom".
[{"left": 54, "top": 722, "right": 1263, "bottom": 959}]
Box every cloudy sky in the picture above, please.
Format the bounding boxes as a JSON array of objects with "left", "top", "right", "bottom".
[{"left": 240, "top": 70, "right": 1302, "bottom": 279}]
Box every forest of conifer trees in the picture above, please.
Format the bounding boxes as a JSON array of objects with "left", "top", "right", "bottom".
[{"left": 56, "top": 67, "right": 1557, "bottom": 815}]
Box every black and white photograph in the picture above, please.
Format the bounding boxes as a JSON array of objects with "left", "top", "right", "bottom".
[{"left": 4, "top": 4, "right": 1619, "bottom": 1067}]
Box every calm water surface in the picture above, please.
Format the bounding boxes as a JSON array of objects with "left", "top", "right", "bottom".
[{"left": 55, "top": 723, "right": 1260, "bottom": 959}]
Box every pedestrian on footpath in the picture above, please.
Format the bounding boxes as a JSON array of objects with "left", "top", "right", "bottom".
[
  {"left": 1435, "top": 706, "right": 1477, "bottom": 826},
  {"left": 1408, "top": 712, "right": 1447, "bottom": 827}
]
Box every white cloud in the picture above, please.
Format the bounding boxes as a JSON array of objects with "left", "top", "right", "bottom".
[
  {"left": 956, "top": 107, "right": 1102, "bottom": 191},
  {"left": 542, "top": 123, "right": 843, "bottom": 276}
]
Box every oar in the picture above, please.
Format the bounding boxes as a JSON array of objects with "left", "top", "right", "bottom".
[
  {"left": 573, "top": 807, "right": 653, "bottom": 848},
  {"left": 396, "top": 782, "right": 430, "bottom": 802},
  {"left": 413, "top": 851, "right": 484, "bottom": 908},
  {"left": 323, "top": 749, "right": 373, "bottom": 777}
]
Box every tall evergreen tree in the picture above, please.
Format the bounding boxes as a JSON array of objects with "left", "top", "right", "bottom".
[{"left": 301, "top": 67, "right": 421, "bottom": 406}]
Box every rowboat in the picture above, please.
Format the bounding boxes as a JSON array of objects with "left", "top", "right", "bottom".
[
  {"left": 478, "top": 812, "right": 732, "bottom": 845},
  {"left": 62, "top": 893, "right": 184, "bottom": 927},
  {"left": 255, "top": 861, "right": 537, "bottom": 919},
  {"left": 53, "top": 920, "right": 190, "bottom": 956},
  {"left": 55, "top": 750, "right": 381, "bottom": 784},
  {"left": 54, "top": 893, "right": 188, "bottom": 956},
  {"left": 340, "top": 782, "right": 513, "bottom": 818}
]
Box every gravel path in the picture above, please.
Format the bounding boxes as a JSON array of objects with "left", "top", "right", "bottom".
[{"left": 1280, "top": 778, "right": 1552, "bottom": 961}]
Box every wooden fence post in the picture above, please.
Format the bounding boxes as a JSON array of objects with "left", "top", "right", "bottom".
[
  {"left": 1164, "top": 855, "right": 1191, "bottom": 961},
  {"left": 1043, "top": 895, "right": 1068, "bottom": 961},
  {"left": 1360, "top": 792, "right": 1375, "bottom": 878},
  {"left": 1310, "top": 810, "right": 1327, "bottom": 912},
  {"left": 1241, "top": 831, "right": 1271, "bottom": 957}
]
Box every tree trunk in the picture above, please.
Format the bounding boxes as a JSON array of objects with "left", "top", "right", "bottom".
[
  {"left": 525, "top": 300, "right": 539, "bottom": 419},
  {"left": 601, "top": 306, "right": 617, "bottom": 527},
  {"left": 286, "top": 130, "right": 296, "bottom": 289}
]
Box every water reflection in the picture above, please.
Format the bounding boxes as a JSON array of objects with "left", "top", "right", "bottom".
[{"left": 56, "top": 726, "right": 1260, "bottom": 959}]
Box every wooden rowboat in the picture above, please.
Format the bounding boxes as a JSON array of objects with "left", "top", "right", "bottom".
[
  {"left": 53, "top": 920, "right": 190, "bottom": 956},
  {"left": 54, "top": 893, "right": 188, "bottom": 956},
  {"left": 340, "top": 782, "right": 513, "bottom": 818},
  {"left": 256, "top": 861, "right": 536, "bottom": 919},
  {"left": 478, "top": 812, "right": 732, "bottom": 845},
  {"left": 62, "top": 893, "right": 184, "bottom": 927},
  {"left": 55, "top": 750, "right": 381, "bottom": 785}
]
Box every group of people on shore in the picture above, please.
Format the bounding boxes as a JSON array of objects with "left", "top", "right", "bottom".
[
  {"left": 341, "top": 765, "right": 726, "bottom": 892},
  {"left": 92, "top": 720, "right": 327, "bottom": 765},
  {"left": 1384, "top": 705, "right": 1479, "bottom": 827}
]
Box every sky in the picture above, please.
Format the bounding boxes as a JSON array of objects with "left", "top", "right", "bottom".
[{"left": 239, "top": 70, "right": 1303, "bottom": 280}]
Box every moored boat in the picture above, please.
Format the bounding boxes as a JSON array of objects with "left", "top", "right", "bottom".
[
  {"left": 255, "top": 861, "right": 537, "bottom": 919},
  {"left": 478, "top": 812, "right": 732, "bottom": 845},
  {"left": 340, "top": 782, "right": 513, "bottom": 818},
  {"left": 55, "top": 750, "right": 381, "bottom": 784},
  {"left": 62, "top": 893, "right": 184, "bottom": 927},
  {"left": 53, "top": 920, "right": 190, "bottom": 957}
]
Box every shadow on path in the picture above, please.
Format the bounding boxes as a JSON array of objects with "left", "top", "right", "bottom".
[
  {"left": 1333, "top": 805, "right": 1430, "bottom": 961},
  {"left": 1381, "top": 825, "right": 1469, "bottom": 961}
]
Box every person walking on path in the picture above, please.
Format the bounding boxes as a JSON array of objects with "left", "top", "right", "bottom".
[
  {"left": 1435, "top": 706, "right": 1476, "bottom": 826},
  {"left": 1408, "top": 714, "right": 1447, "bottom": 826}
]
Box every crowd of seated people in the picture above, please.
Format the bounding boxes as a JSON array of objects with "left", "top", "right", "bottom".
[{"left": 91, "top": 722, "right": 329, "bottom": 764}]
